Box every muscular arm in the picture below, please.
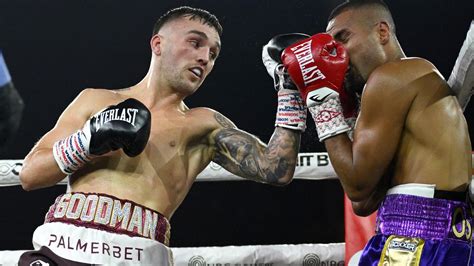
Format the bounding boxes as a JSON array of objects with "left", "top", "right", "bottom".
[
  {"left": 351, "top": 172, "right": 391, "bottom": 216},
  {"left": 20, "top": 89, "right": 94, "bottom": 190},
  {"left": 209, "top": 112, "right": 301, "bottom": 185},
  {"left": 324, "top": 65, "right": 415, "bottom": 201}
]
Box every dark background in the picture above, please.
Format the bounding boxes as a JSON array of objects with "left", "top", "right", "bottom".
[{"left": 0, "top": 0, "right": 472, "bottom": 250}]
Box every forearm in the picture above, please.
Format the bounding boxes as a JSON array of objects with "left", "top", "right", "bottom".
[
  {"left": 351, "top": 200, "right": 378, "bottom": 217},
  {"left": 351, "top": 188, "right": 385, "bottom": 216},
  {"left": 20, "top": 148, "right": 66, "bottom": 191},
  {"left": 324, "top": 134, "right": 373, "bottom": 201},
  {"left": 213, "top": 127, "right": 301, "bottom": 185},
  {"left": 351, "top": 175, "right": 390, "bottom": 216},
  {"left": 263, "top": 127, "right": 301, "bottom": 184}
]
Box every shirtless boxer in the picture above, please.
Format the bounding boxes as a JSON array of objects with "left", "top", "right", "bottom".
[
  {"left": 281, "top": 0, "right": 472, "bottom": 264},
  {"left": 0, "top": 51, "right": 24, "bottom": 153},
  {"left": 18, "top": 6, "right": 306, "bottom": 265}
]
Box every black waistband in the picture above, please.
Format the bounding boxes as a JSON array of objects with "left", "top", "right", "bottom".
[{"left": 434, "top": 189, "right": 467, "bottom": 202}]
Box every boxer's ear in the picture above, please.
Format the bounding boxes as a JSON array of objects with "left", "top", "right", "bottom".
[
  {"left": 377, "top": 21, "right": 391, "bottom": 45},
  {"left": 150, "top": 35, "right": 162, "bottom": 56}
]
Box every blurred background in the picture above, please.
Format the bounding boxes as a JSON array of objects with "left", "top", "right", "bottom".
[{"left": 0, "top": 0, "right": 472, "bottom": 250}]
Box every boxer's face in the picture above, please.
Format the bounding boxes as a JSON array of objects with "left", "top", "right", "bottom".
[
  {"left": 154, "top": 16, "right": 221, "bottom": 95},
  {"left": 327, "top": 9, "right": 385, "bottom": 94}
]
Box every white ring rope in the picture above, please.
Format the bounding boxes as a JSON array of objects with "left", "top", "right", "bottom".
[
  {"left": 0, "top": 152, "right": 346, "bottom": 265},
  {"left": 0, "top": 243, "right": 346, "bottom": 266},
  {"left": 449, "top": 20, "right": 474, "bottom": 111},
  {"left": 0, "top": 152, "right": 338, "bottom": 186},
  {"left": 0, "top": 20, "right": 471, "bottom": 266},
  {"left": 0, "top": 21, "right": 472, "bottom": 187},
  {"left": 1, "top": 152, "right": 473, "bottom": 186}
]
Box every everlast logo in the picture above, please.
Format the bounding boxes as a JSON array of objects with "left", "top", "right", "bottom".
[
  {"left": 94, "top": 108, "right": 139, "bottom": 130},
  {"left": 290, "top": 39, "right": 326, "bottom": 86}
]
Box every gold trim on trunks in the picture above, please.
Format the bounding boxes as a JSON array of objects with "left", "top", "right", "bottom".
[{"left": 378, "top": 235, "right": 424, "bottom": 266}]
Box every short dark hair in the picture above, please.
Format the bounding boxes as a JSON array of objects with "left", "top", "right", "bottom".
[
  {"left": 328, "top": 0, "right": 395, "bottom": 33},
  {"left": 152, "top": 6, "right": 223, "bottom": 37}
]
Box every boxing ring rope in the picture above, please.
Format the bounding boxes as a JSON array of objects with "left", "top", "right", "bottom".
[
  {"left": 0, "top": 152, "right": 337, "bottom": 186},
  {"left": 0, "top": 152, "right": 473, "bottom": 265},
  {"left": 0, "top": 19, "right": 471, "bottom": 266},
  {"left": 0, "top": 152, "right": 345, "bottom": 265},
  {"left": 0, "top": 244, "right": 345, "bottom": 266}
]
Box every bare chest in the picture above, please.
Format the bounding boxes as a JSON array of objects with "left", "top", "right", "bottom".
[{"left": 126, "top": 113, "right": 209, "bottom": 173}]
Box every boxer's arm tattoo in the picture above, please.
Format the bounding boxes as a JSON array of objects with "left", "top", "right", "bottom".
[
  {"left": 214, "top": 112, "right": 236, "bottom": 129},
  {"left": 213, "top": 127, "right": 300, "bottom": 184}
]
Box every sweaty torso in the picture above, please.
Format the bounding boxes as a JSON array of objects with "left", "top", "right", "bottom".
[
  {"left": 390, "top": 58, "right": 471, "bottom": 191},
  {"left": 68, "top": 89, "right": 217, "bottom": 218}
]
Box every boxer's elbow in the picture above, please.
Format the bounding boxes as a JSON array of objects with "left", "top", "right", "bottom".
[
  {"left": 352, "top": 202, "right": 377, "bottom": 217},
  {"left": 353, "top": 207, "right": 374, "bottom": 217},
  {"left": 266, "top": 170, "right": 295, "bottom": 186},
  {"left": 20, "top": 150, "right": 57, "bottom": 191},
  {"left": 344, "top": 176, "right": 378, "bottom": 202},
  {"left": 19, "top": 165, "right": 36, "bottom": 191},
  {"left": 20, "top": 167, "right": 59, "bottom": 191},
  {"left": 274, "top": 175, "right": 293, "bottom": 186},
  {"left": 352, "top": 206, "right": 367, "bottom": 216},
  {"left": 20, "top": 180, "right": 35, "bottom": 191},
  {"left": 19, "top": 160, "right": 44, "bottom": 191},
  {"left": 345, "top": 187, "right": 372, "bottom": 202}
]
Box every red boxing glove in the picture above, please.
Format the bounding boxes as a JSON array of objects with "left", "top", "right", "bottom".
[
  {"left": 282, "top": 33, "right": 356, "bottom": 141},
  {"left": 282, "top": 33, "right": 348, "bottom": 106}
]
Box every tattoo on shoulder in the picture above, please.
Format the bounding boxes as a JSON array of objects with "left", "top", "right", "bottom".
[{"left": 214, "top": 112, "right": 236, "bottom": 129}]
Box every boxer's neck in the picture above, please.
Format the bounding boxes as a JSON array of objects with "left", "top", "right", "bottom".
[{"left": 124, "top": 75, "right": 188, "bottom": 112}]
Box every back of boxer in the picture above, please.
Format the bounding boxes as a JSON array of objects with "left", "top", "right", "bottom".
[
  {"left": 19, "top": 7, "right": 305, "bottom": 265},
  {"left": 282, "top": 0, "right": 472, "bottom": 265}
]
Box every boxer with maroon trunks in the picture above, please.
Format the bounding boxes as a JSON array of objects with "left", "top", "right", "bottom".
[{"left": 19, "top": 6, "right": 305, "bottom": 265}]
